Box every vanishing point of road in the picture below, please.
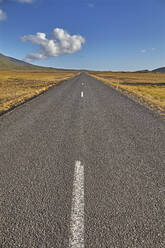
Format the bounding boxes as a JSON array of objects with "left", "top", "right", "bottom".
[{"left": 0, "top": 73, "right": 165, "bottom": 247}]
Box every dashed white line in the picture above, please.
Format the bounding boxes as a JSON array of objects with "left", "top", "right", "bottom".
[
  {"left": 81, "top": 91, "right": 84, "bottom": 98},
  {"left": 69, "top": 161, "right": 84, "bottom": 248}
]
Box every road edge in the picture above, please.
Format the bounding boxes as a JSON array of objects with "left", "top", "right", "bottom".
[
  {"left": 0, "top": 74, "right": 79, "bottom": 118},
  {"left": 86, "top": 73, "right": 165, "bottom": 121}
]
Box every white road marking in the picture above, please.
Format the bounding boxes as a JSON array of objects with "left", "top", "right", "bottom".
[
  {"left": 82, "top": 83, "right": 84, "bottom": 86},
  {"left": 69, "top": 161, "right": 84, "bottom": 248},
  {"left": 81, "top": 91, "right": 84, "bottom": 98}
]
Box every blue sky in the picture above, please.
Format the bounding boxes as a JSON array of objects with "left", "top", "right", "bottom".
[{"left": 0, "top": 0, "right": 164, "bottom": 71}]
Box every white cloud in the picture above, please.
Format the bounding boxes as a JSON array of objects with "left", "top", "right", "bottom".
[
  {"left": 140, "top": 49, "right": 147, "bottom": 53},
  {"left": 0, "top": 9, "right": 7, "bottom": 20},
  {"left": 140, "top": 48, "right": 156, "bottom": 54},
  {"left": 0, "top": 0, "right": 34, "bottom": 22},
  {"left": 21, "top": 28, "right": 86, "bottom": 60}
]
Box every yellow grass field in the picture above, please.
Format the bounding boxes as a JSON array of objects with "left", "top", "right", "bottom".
[
  {"left": 0, "top": 70, "right": 79, "bottom": 113},
  {"left": 88, "top": 71, "right": 165, "bottom": 115}
]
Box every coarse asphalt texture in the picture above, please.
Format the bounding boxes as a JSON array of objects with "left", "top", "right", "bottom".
[{"left": 0, "top": 73, "right": 165, "bottom": 247}]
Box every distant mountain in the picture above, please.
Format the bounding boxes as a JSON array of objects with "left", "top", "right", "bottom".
[
  {"left": 152, "top": 67, "right": 165, "bottom": 73},
  {"left": 0, "top": 53, "right": 49, "bottom": 70},
  {"left": 134, "top": 70, "right": 149, "bottom": 73}
]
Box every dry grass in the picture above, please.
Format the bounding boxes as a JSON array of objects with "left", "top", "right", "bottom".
[
  {"left": 0, "top": 70, "right": 79, "bottom": 113},
  {"left": 88, "top": 71, "right": 165, "bottom": 115}
]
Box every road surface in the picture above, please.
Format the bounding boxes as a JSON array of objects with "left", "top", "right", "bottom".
[{"left": 0, "top": 73, "right": 165, "bottom": 247}]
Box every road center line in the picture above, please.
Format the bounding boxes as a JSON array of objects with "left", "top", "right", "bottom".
[
  {"left": 69, "top": 161, "right": 84, "bottom": 248},
  {"left": 81, "top": 91, "right": 84, "bottom": 98}
]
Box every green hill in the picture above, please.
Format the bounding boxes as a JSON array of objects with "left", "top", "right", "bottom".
[{"left": 0, "top": 53, "right": 47, "bottom": 70}]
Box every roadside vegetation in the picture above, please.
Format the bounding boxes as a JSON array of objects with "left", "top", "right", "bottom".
[
  {"left": 0, "top": 70, "right": 79, "bottom": 113},
  {"left": 88, "top": 71, "right": 165, "bottom": 115}
]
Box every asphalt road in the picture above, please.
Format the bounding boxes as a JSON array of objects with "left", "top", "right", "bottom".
[{"left": 0, "top": 73, "right": 165, "bottom": 247}]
